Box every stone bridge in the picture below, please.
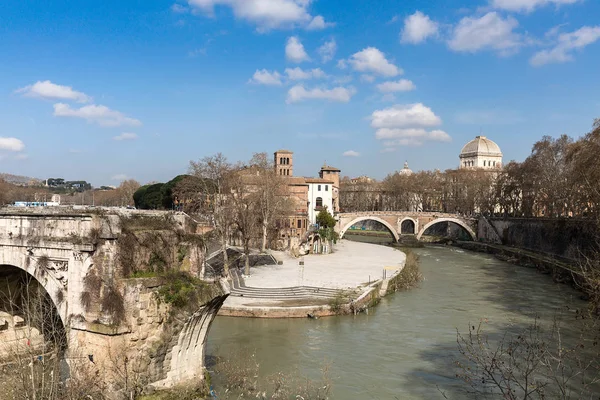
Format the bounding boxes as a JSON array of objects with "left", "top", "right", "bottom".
[
  {"left": 336, "top": 211, "right": 478, "bottom": 241},
  {"left": 0, "top": 207, "right": 227, "bottom": 395}
]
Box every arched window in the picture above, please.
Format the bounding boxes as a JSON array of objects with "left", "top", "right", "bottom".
[{"left": 316, "top": 197, "right": 323, "bottom": 208}]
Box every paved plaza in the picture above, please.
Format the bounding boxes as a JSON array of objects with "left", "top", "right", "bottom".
[{"left": 245, "top": 240, "right": 406, "bottom": 289}]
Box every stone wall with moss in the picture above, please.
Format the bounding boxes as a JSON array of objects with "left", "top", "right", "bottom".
[{"left": 486, "top": 218, "right": 599, "bottom": 259}]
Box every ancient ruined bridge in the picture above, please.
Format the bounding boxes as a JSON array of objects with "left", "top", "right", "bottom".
[
  {"left": 336, "top": 211, "right": 477, "bottom": 241},
  {"left": 0, "top": 207, "right": 227, "bottom": 392}
]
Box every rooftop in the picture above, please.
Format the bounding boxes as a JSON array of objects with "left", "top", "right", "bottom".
[
  {"left": 320, "top": 164, "right": 341, "bottom": 172},
  {"left": 460, "top": 135, "right": 502, "bottom": 157}
]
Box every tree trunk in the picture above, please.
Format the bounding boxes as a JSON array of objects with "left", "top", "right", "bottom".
[
  {"left": 261, "top": 222, "right": 268, "bottom": 252},
  {"left": 244, "top": 241, "right": 250, "bottom": 276},
  {"left": 221, "top": 235, "right": 229, "bottom": 277}
]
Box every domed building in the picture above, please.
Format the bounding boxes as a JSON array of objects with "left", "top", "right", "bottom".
[
  {"left": 459, "top": 136, "right": 502, "bottom": 170},
  {"left": 399, "top": 161, "right": 413, "bottom": 176}
]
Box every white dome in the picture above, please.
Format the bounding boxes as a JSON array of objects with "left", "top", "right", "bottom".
[
  {"left": 460, "top": 136, "right": 502, "bottom": 158},
  {"left": 399, "top": 161, "right": 413, "bottom": 176}
]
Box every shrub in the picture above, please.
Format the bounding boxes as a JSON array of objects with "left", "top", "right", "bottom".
[{"left": 387, "top": 250, "right": 423, "bottom": 293}]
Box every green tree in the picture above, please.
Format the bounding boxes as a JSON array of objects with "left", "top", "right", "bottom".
[{"left": 316, "top": 208, "right": 336, "bottom": 229}]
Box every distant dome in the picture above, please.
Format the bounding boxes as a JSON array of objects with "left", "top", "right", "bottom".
[
  {"left": 399, "top": 161, "right": 413, "bottom": 176},
  {"left": 460, "top": 136, "right": 502, "bottom": 157}
]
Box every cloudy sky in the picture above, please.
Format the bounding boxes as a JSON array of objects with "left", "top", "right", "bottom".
[{"left": 1, "top": 0, "right": 599, "bottom": 185}]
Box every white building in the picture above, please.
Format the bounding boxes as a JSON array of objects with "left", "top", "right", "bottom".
[
  {"left": 306, "top": 178, "right": 334, "bottom": 226},
  {"left": 398, "top": 161, "right": 413, "bottom": 176},
  {"left": 459, "top": 135, "right": 503, "bottom": 169}
]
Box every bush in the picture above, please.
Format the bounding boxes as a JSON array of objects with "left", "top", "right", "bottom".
[
  {"left": 328, "top": 291, "right": 348, "bottom": 314},
  {"left": 387, "top": 250, "right": 422, "bottom": 293}
]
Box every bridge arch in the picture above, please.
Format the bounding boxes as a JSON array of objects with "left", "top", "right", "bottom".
[
  {"left": 0, "top": 249, "right": 68, "bottom": 326},
  {"left": 339, "top": 216, "right": 399, "bottom": 242},
  {"left": 416, "top": 218, "right": 476, "bottom": 241},
  {"left": 399, "top": 217, "right": 418, "bottom": 235},
  {"left": 0, "top": 264, "right": 67, "bottom": 352}
]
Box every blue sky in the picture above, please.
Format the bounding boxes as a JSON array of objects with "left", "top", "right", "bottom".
[{"left": 1, "top": 0, "right": 599, "bottom": 186}]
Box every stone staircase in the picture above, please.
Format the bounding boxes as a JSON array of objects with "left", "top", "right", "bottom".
[{"left": 229, "top": 268, "right": 344, "bottom": 301}]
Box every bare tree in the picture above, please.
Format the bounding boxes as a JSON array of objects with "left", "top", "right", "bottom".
[
  {"left": 248, "top": 153, "right": 293, "bottom": 252},
  {"left": 457, "top": 316, "right": 600, "bottom": 399},
  {"left": 230, "top": 168, "right": 260, "bottom": 275},
  {"left": 116, "top": 179, "right": 140, "bottom": 207},
  {"left": 189, "top": 153, "right": 235, "bottom": 276}
]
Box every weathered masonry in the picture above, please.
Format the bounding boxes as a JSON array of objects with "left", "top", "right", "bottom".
[
  {"left": 0, "top": 208, "right": 228, "bottom": 394},
  {"left": 336, "top": 211, "right": 478, "bottom": 242}
]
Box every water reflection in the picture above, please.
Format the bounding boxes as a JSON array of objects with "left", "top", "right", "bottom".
[{"left": 207, "top": 245, "right": 592, "bottom": 399}]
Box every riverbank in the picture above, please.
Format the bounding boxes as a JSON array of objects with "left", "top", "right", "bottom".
[
  {"left": 208, "top": 245, "right": 596, "bottom": 399},
  {"left": 219, "top": 240, "right": 407, "bottom": 318},
  {"left": 453, "top": 241, "right": 580, "bottom": 284}
]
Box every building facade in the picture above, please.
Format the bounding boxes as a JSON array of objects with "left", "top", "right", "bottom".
[
  {"left": 272, "top": 151, "right": 341, "bottom": 239},
  {"left": 307, "top": 179, "right": 334, "bottom": 225},
  {"left": 459, "top": 136, "right": 503, "bottom": 169}
]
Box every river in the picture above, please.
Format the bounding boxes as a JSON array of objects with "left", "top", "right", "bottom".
[{"left": 206, "top": 240, "right": 592, "bottom": 399}]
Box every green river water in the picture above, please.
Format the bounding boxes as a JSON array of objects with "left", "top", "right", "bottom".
[{"left": 206, "top": 239, "right": 593, "bottom": 399}]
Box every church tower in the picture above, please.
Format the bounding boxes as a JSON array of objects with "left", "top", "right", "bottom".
[{"left": 274, "top": 150, "right": 293, "bottom": 176}]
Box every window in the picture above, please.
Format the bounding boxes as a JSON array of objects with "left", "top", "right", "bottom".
[
  {"left": 325, "top": 185, "right": 329, "bottom": 191},
  {"left": 316, "top": 197, "right": 323, "bottom": 208},
  {"left": 318, "top": 185, "right": 321, "bottom": 191},
  {"left": 483, "top": 160, "right": 486, "bottom": 166},
  {"left": 297, "top": 219, "right": 302, "bottom": 228}
]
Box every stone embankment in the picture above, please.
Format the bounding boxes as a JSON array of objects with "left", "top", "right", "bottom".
[
  {"left": 218, "top": 240, "right": 407, "bottom": 318},
  {"left": 454, "top": 241, "right": 580, "bottom": 285}
]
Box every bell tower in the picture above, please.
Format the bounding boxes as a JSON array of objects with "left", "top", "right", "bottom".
[{"left": 274, "top": 150, "right": 293, "bottom": 176}]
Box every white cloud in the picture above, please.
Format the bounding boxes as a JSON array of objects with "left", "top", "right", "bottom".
[
  {"left": 114, "top": 132, "right": 139, "bottom": 141},
  {"left": 360, "top": 75, "right": 375, "bottom": 83},
  {"left": 53, "top": 103, "right": 142, "bottom": 127},
  {"left": 286, "top": 85, "right": 356, "bottom": 103},
  {"left": 286, "top": 36, "right": 310, "bottom": 63},
  {"left": 371, "top": 103, "right": 442, "bottom": 129},
  {"left": 379, "top": 129, "right": 451, "bottom": 146},
  {"left": 530, "top": 25, "right": 600, "bottom": 66},
  {"left": 347, "top": 47, "right": 402, "bottom": 77},
  {"left": 111, "top": 174, "right": 128, "bottom": 181},
  {"left": 376, "top": 79, "right": 416, "bottom": 93},
  {"left": 0, "top": 137, "right": 25, "bottom": 152},
  {"left": 318, "top": 38, "right": 337, "bottom": 63},
  {"left": 401, "top": 11, "right": 439, "bottom": 44},
  {"left": 428, "top": 130, "right": 452, "bottom": 141},
  {"left": 448, "top": 12, "right": 522, "bottom": 54},
  {"left": 371, "top": 103, "right": 449, "bottom": 147},
  {"left": 285, "top": 67, "right": 327, "bottom": 80},
  {"left": 16, "top": 80, "right": 91, "bottom": 103},
  {"left": 249, "top": 69, "right": 283, "bottom": 85},
  {"left": 187, "top": 0, "right": 323, "bottom": 31},
  {"left": 490, "top": 0, "right": 580, "bottom": 12},
  {"left": 343, "top": 150, "right": 360, "bottom": 157},
  {"left": 333, "top": 75, "right": 353, "bottom": 84},
  {"left": 307, "top": 15, "right": 334, "bottom": 30}
]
